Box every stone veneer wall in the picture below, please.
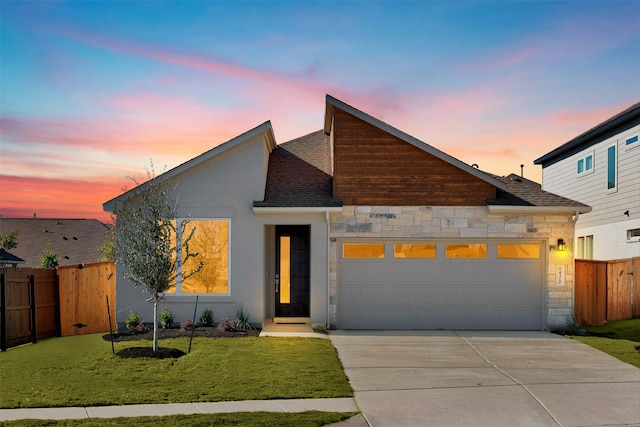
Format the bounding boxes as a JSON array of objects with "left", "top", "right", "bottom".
[{"left": 328, "top": 206, "right": 575, "bottom": 330}]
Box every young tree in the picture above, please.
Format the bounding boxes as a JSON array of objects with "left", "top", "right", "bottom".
[
  {"left": 99, "top": 223, "right": 116, "bottom": 261},
  {"left": 41, "top": 249, "right": 59, "bottom": 268},
  {"left": 113, "top": 166, "right": 203, "bottom": 351},
  {"left": 1, "top": 230, "right": 20, "bottom": 250}
]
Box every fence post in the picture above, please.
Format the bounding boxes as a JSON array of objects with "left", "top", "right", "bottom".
[
  {"left": 30, "top": 274, "right": 37, "bottom": 344},
  {"left": 1, "top": 272, "right": 6, "bottom": 351}
]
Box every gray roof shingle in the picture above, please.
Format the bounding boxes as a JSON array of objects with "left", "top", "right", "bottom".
[
  {"left": 0, "top": 218, "right": 110, "bottom": 268},
  {"left": 254, "top": 130, "right": 342, "bottom": 208},
  {"left": 487, "top": 173, "right": 591, "bottom": 210}
]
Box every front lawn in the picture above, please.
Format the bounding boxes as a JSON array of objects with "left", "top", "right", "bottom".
[
  {"left": 0, "top": 334, "right": 353, "bottom": 408},
  {"left": 570, "top": 318, "right": 640, "bottom": 368},
  {"left": 3, "top": 411, "right": 357, "bottom": 427}
]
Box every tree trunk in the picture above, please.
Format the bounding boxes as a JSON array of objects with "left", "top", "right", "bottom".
[{"left": 152, "top": 296, "right": 159, "bottom": 352}]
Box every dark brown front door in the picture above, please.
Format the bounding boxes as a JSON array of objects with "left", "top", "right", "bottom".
[{"left": 275, "top": 225, "right": 310, "bottom": 317}]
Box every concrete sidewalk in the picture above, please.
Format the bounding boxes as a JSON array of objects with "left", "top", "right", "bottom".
[
  {"left": 0, "top": 398, "right": 361, "bottom": 422},
  {"left": 330, "top": 330, "right": 640, "bottom": 427}
]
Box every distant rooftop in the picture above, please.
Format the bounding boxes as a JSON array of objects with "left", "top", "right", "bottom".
[{"left": 0, "top": 218, "right": 110, "bottom": 268}]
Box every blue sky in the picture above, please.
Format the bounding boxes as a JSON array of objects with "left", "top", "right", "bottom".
[{"left": 1, "top": 1, "right": 639, "bottom": 222}]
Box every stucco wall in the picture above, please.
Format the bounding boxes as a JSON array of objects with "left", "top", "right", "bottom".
[{"left": 328, "top": 206, "right": 576, "bottom": 330}]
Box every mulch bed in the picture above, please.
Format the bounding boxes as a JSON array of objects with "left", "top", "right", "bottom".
[{"left": 103, "top": 326, "right": 260, "bottom": 359}]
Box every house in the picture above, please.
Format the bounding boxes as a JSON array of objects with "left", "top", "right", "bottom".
[
  {"left": 104, "top": 95, "right": 590, "bottom": 331},
  {"left": 534, "top": 102, "right": 640, "bottom": 261},
  {"left": 0, "top": 218, "right": 111, "bottom": 268},
  {"left": 0, "top": 248, "right": 25, "bottom": 267}
]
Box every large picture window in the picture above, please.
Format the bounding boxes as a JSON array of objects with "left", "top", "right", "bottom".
[{"left": 166, "top": 219, "right": 230, "bottom": 295}]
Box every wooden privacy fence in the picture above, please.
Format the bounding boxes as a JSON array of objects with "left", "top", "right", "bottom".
[
  {"left": 574, "top": 257, "right": 639, "bottom": 326},
  {"left": 0, "top": 261, "right": 116, "bottom": 351},
  {"left": 58, "top": 262, "right": 116, "bottom": 336},
  {"left": 0, "top": 268, "right": 59, "bottom": 351}
]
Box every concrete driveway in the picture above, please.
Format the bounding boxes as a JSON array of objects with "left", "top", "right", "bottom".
[{"left": 330, "top": 331, "right": 640, "bottom": 427}]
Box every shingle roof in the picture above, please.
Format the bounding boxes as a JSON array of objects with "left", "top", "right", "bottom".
[
  {"left": 253, "top": 130, "right": 342, "bottom": 208},
  {"left": 0, "top": 248, "right": 25, "bottom": 265},
  {"left": 487, "top": 173, "right": 591, "bottom": 212},
  {"left": 0, "top": 218, "right": 111, "bottom": 268}
]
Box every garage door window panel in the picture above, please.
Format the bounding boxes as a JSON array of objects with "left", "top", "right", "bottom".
[
  {"left": 497, "top": 244, "right": 540, "bottom": 259},
  {"left": 343, "top": 243, "right": 385, "bottom": 259},
  {"left": 394, "top": 244, "right": 436, "bottom": 258},
  {"left": 446, "top": 244, "right": 487, "bottom": 259}
]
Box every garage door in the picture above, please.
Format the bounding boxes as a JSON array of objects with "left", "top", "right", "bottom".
[{"left": 337, "top": 240, "right": 545, "bottom": 330}]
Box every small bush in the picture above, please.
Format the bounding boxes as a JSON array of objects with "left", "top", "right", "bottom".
[
  {"left": 565, "top": 316, "right": 588, "bottom": 336},
  {"left": 180, "top": 319, "right": 193, "bottom": 331},
  {"left": 125, "top": 311, "right": 145, "bottom": 333},
  {"left": 217, "top": 318, "right": 236, "bottom": 332},
  {"left": 160, "top": 307, "right": 174, "bottom": 329},
  {"left": 234, "top": 305, "right": 253, "bottom": 330},
  {"left": 313, "top": 324, "right": 328, "bottom": 334},
  {"left": 200, "top": 308, "right": 214, "bottom": 326}
]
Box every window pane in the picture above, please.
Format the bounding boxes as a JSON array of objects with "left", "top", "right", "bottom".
[
  {"left": 394, "top": 244, "right": 436, "bottom": 258},
  {"left": 343, "top": 243, "right": 385, "bottom": 259},
  {"left": 182, "top": 220, "right": 229, "bottom": 294},
  {"left": 585, "top": 155, "right": 593, "bottom": 170},
  {"left": 607, "top": 146, "right": 616, "bottom": 189},
  {"left": 446, "top": 244, "right": 487, "bottom": 259},
  {"left": 279, "top": 236, "right": 290, "bottom": 304},
  {"left": 497, "top": 244, "right": 539, "bottom": 259},
  {"left": 577, "top": 159, "right": 584, "bottom": 173},
  {"left": 626, "top": 135, "right": 638, "bottom": 145}
]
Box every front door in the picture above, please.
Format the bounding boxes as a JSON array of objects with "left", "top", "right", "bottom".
[{"left": 275, "top": 225, "right": 310, "bottom": 317}]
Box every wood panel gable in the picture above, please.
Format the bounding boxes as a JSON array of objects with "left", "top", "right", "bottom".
[{"left": 331, "top": 108, "right": 497, "bottom": 206}]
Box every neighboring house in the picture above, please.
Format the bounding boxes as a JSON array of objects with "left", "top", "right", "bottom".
[
  {"left": 534, "top": 102, "right": 640, "bottom": 261},
  {"left": 0, "top": 218, "right": 111, "bottom": 268},
  {"left": 0, "top": 248, "right": 25, "bottom": 267},
  {"left": 104, "top": 95, "right": 589, "bottom": 331}
]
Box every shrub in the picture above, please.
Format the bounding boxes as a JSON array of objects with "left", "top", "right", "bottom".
[
  {"left": 313, "top": 324, "right": 328, "bottom": 334},
  {"left": 125, "top": 311, "right": 145, "bottom": 333},
  {"left": 160, "top": 307, "right": 174, "bottom": 329},
  {"left": 565, "top": 316, "right": 588, "bottom": 336},
  {"left": 217, "top": 318, "right": 236, "bottom": 332},
  {"left": 180, "top": 319, "right": 193, "bottom": 331},
  {"left": 234, "top": 305, "right": 253, "bottom": 330},
  {"left": 200, "top": 308, "right": 214, "bottom": 326}
]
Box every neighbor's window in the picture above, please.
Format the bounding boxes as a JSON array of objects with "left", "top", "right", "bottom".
[
  {"left": 394, "top": 244, "right": 436, "bottom": 258},
  {"left": 497, "top": 244, "right": 540, "bottom": 259},
  {"left": 577, "top": 152, "right": 594, "bottom": 175},
  {"left": 343, "top": 243, "right": 385, "bottom": 259},
  {"left": 626, "top": 135, "right": 638, "bottom": 146},
  {"left": 166, "top": 219, "right": 229, "bottom": 294},
  {"left": 446, "top": 244, "right": 487, "bottom": 259},
  {"left": 607, "top": 145, "right": 617, "bottom": 190},
  {"left": 628, "top": 228, "right": 640, "bottom": 242}
]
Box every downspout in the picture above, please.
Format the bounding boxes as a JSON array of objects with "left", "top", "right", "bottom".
[{"left": 326, "top": 210, "right": 331, "bottom": 329}]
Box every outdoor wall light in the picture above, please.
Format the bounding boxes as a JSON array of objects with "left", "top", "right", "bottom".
[{"left": 557, "top": 238, "right": 566, "bottom": 252}]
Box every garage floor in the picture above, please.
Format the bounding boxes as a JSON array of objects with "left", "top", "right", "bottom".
[{"left": 330, "top": 331, "right": 640, "bottom": 427}]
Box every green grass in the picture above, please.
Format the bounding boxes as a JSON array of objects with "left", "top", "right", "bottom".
[
  {"left": 2, "top": 411, "right": 358, "bottom": 427},
  {"left": 0, "top": 334, "right": 352, "bottom": 409},
  {"left": 570, "top": 319, "right": 640, "bottom": 368}
]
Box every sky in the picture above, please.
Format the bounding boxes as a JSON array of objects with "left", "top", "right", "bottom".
[{"left": 1, "top": 1, "right": 639, "bottom": 224}]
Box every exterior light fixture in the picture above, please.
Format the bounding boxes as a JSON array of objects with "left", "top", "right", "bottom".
[{"left": 557, "top": 238, "right": 566, "bottom": 252}]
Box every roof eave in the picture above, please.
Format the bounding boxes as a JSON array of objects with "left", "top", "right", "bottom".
[
  {"left": 103, "top": 121, "right": 276, "bottom": 212},
  {"left": 488, "top": 205, "right": 592, "bottom": 215},
  {"left": 253, "top": 206, "right": 343, "bottom": 215},
  {"left": 324, "top": 95, "right": 507, "bottom": 191},
  {"left": 534, "top": 104, "right": 640, "bottom": 165}
]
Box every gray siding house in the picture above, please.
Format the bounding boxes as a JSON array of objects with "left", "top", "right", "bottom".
[
  {"left": 105, "top": 95, "right": 589, "bottom": 331},
  {"left": 535, "top": 102, "right": 640, "bottom": 261}
]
